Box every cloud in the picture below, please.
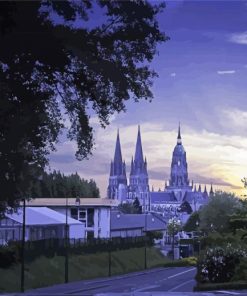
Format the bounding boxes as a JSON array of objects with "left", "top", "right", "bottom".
[
  {"left": 170, "top": 72, "right": 176, "bottom": 77},
  {"left": 49, "top": 117, "right": 247, "bottom": 198},
  {"left": 228, "top": 31, "right": 247, "bottom": 45},
  {"left": 217, "top": 70, "right": 236, "bottom": 75}
]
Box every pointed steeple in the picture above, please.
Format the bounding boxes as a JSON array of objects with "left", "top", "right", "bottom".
[
  {"left": 203, "top": 185, "right": 208, "bottom": 199},
  {"left": 130, "top": 156, "right": 134, "bottom": 175},
  {"left": 177, "top": 122, "right": 182, "bottom": 145},
  {"left": 113, "top": 129, "right": 123, "bottom": 175},
  {"left": 122, "top": 160, "right": 126, "bottom": 176},
  {"left": 114, "top": 129, "right": 122, "bottom": 163},
  {"left": 110, "top": 160, "right": 113, "bottom": 176},
  {"left": 134, "top": 125, "right": 144, "bottom": 165},
  {"left": 198, "top": 184, "right": 201, "bottom": 192},
  {"left": 210, "top": 183, "right": 214, "bottom": 196}
]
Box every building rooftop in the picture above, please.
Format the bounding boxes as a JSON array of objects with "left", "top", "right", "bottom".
[
  {"left": 150, "top": 192, "right": 178, "bottom": 203},
  {"left": 25, "top": 198, "right": 119, "bottom": 207},
  {"left": 111, "top": 211, "right": 166, "bottom": 231},
  {"left": 5, "top": 207, "right": 83, "bottom": 226}
]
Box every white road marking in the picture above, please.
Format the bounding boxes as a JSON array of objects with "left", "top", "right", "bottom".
[
  {"left": 167, "top": 267, "right": 196, "bottom": 279},
  {"left": 133, "top": 267, "right": 196, "bottom": 292},
  {"left": 168, "top": 279, "right": 195, "bottom": 292},
  {"left": 133, "top": 284, "right": 160, "bottom": 292},
  {"left": 217, "top": 291, "right": 241, "bottom": 295}
]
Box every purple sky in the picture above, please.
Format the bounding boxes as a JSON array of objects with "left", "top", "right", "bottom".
[{"left": 49, "top": 1, "right": 247, "bottom": 197}]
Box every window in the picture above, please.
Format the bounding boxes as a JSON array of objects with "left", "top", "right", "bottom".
[
  {"left": 71, "top": 208, "right": 78, "bottom": 220},
  {"left": 88, "top": 208, "right": 94, "bottom": 227}
]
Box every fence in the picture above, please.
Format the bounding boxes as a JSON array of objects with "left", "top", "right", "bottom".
[{"left": 0, "top": 236, "right": 153, "bottom": 267}]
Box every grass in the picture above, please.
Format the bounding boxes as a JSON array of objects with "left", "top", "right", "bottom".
[{"left": 0, "top": 247, "right": 171, "bottom": 292}]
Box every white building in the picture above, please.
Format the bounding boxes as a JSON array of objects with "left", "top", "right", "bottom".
[
  {"left": 26, "top": 198, "right": 118, "bottom": 239},
  {"left": 0, "top": 207, "right": 84, "bottom": 245}
]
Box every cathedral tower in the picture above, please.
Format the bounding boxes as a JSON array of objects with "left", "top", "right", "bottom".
[
  {"left": 107, "top": 130, "right": 127, "bottom": 199},
  {"left": 166, "top": 124, "right": 192, "bottom": 201},
  {"left": 128, "top": 126, "right": 150, "bottom": 211}
]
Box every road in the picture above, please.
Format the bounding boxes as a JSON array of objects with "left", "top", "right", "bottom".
[{"left": 16, "top": 266, "right": 247, "bottom": 296}]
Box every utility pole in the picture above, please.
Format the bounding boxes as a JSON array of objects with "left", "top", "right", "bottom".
[
  {"left": 144, "top": 212, "right": 147, "bottom": 269},
  {"left": 65, "top": 197, "right": 69, "bottom": 283},
  {"left": 172, "top": 221, "right": 175, "bottom": 261},
  {"left": 21, "top": 198, "right": 26, "bottom": 293}
]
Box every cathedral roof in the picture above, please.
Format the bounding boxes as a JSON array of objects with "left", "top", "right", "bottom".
[{"left": 150, "top": 192, "right": 177, "bottom": 203}]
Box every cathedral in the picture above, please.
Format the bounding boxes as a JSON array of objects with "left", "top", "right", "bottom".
[{"left": 107, "top": 125, "right": 212, "bottom": 215}]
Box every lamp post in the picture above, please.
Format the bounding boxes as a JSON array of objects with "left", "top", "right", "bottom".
[
  {"left": 64, "top": 197, "right": 69, "bottom": 283},
  {"left": 144, "top": 212, "right": 147, "bottom": 269},
  {"left": 21, "top": 198, "right": 26, "bottom": 293},
  {"left": 172, "top": 220, "right": 175, "bottom": 261},
  {"left": 195, "top": 220, "right": 200, "bottom": 256}
]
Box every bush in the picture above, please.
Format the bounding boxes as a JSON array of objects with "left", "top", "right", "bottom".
[
  {"left": 0, "top": 244, "right": 19, "bottom": 268},
  {"left": 196, "top": 245, "right": 247, "bottom": 284},
  {"left": 163, "top": 256, "right": 197, "bottom": 267},
  {"left": 194, "top": 281, "right": 247, "bottom": 291},
  {"left": 231, "top": 257, "right": 247, "bottom": 282}
]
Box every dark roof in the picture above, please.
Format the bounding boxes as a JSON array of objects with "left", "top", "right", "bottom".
[
  {"left": 150, "top": 192, "right": 177, "bottom": 203},
  {"left": 110, "top": 211, "right": 166, "bottom": 231},
  {"left": 183, "top": 191, "right": 209, "bottom": 204}
]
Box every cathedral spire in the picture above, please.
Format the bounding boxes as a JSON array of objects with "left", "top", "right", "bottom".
[
  {"left": 134, "top": 125, "right": 144, "bottom": 165},
  {"left": 113, "top": 129, "right": 123, "bottom": 175},
  {"left": 110, "top": 160, "right": 113, "bottom": 176},
  {"left": 210, "top": 183, "right": 214, "bottom": 196},
  {"left": 177, "top": 122, "right": 182, "bottom": 145},
  {"left": 130, "top": 156, "right": 134, "bottom": 175}
]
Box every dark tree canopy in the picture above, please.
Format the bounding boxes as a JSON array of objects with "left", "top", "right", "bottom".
[
  {"left": 118, "top": 198, "right": 142, "bottom": 214},
  {"left": 30, "top": 171, "right": 99, "bottom": 199},
  {"left": 0, "top": 0, "right": 168, "bottom": 211}
]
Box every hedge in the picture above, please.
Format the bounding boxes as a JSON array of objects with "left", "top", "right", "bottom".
[{"left": 194, "top": 281, "right": 247, "bottom": 291}]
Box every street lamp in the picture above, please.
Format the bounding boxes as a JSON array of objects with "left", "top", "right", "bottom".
[
  {"left": 144, "top": 211, "right": 150, "bottom": 269},
  {"left": 21, "top": 198, "right": 26, "bottom": 293},
  {"left": 75, "top": 196, "right": 80, "bottom": 220},
  {"left": 64, "top": 197, "right": 69, "bottom": 283}
]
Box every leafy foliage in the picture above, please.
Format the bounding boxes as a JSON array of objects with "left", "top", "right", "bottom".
[
  {"left": 198, "top": 191, "right": 242, "bottom": 233},
  {"left": 0, "top": 1, "right": 168, "bottom": 212},
  {"left": 196, "top": 245, "right": 247, "bottom": 284},
  {"left": 178, "top": 200, "right": 193, "bottom": 214},
  {"left": 30, "top": 170, "right": 99, "bottom": 198},
  {"left": 118, "top": 198, "right": 142, "bottom": 214},
  {"left": 183, "top": 211, "right": 200, "bottom": 231},
  {"left": 167, "top": 217, "right": 182, "bottom": 235}
]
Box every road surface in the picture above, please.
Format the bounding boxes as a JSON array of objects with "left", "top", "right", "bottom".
[{"left": 16, "top": 266, "right": 247, "bottom": 296}]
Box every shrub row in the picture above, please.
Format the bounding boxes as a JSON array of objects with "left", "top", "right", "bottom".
[
  {"left": 196, "top": 244, "right": 247, "bottom": 284},
  {"left": 0, "top": 236, "right": 153, "bottom": 268},
  {"left": 194, "top": 281, "right": 247, "bottom": 291}
]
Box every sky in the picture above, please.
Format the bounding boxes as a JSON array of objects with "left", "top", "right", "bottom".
[{"left": 49, "top": 0, "right": 247, "bottom": 198}]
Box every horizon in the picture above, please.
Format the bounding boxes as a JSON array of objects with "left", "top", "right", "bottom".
[{"left": 49, "top": 0, "right": 247, "bottom": 198}]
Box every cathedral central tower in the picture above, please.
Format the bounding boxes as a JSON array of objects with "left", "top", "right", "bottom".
[{"left": 166, "top": 124, "right": 192, "bottom": 198}]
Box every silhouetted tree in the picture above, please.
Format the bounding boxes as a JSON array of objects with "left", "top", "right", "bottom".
[
  {"left": 0, "top": 1, "right": 168, "bottom": 212},
  {"left": 133, "top": 197, "right": 142, "bottom": 214},
  {"left": 30, "top": 170, "right": 100, "bottom": 198}
]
